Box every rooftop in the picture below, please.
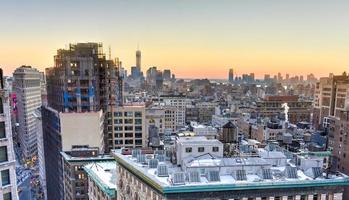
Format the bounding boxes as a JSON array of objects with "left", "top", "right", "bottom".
[
  {"left": 61, "top": 152, "right": 114, "bottom": 162},
  {"left": 176, "top": 136, "right": 222, "bottom": 145},
  {"left": 84, "top": 161, "right": 117, "bottom": 198},
  {"left": 112, "top": 149, "right": 349, "bottom": 194}
]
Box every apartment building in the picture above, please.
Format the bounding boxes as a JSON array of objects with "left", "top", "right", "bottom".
[
  {"left": 159, "top": 94, "right": 189, "bottom": 130},
  {"left": 255, "top": 95, "right": 312, "bottom": 124},
  {"left": 106, "top": 104, "right": 147, "bottom": 151},
  {"left": 0, "top": 68, "right": 18, "bottom": 200},
  {"left": 313, "top": 73, "right": 349, "bottom": 129}
]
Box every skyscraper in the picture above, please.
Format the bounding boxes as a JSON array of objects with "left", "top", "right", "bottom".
[
  {"left": 228, "top": 68, "right": 234, "bottom": 83},
  {"left": 13, "top": 66, "right": 42, "bottom": 160},
  {"left": 43, "top": 43, "right": 120, "bottom": 199},
  {"left": 136, "top": 49, "right": 141, "bottom": 69},
  {"left": 163, "top": 69, "right": 171, "bottom": 81},
  {"left": 0, "top": 68, "right": 18, "bottom": 200}
]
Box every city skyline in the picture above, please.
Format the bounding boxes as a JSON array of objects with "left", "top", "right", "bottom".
[{"left": 1, "top": 0, "right": 349, "bottom": 79}]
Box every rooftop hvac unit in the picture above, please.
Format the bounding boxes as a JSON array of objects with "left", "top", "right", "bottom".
[
  {"left": 157, "top": 164, "right": 169, "bottom": 177},
  {"left": 207, "top": 170, "right": 220, "bottom": 182},
  {"left": 172, "top": 172, "right": 185, "bottom": 185},
  {"left": 148, "top": 159, "right": 159, "bottom": 169},
  {"left": 188, "top": 171, "right": 201, "bottom": 183}
]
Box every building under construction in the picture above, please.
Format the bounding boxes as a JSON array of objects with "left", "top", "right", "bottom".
[{"left": 43, "top": 43, "right": 123, "bottom": 200}]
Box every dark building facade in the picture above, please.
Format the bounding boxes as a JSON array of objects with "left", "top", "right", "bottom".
[{"left": 42, "top": 106, "right": 62, "bottom": 200}]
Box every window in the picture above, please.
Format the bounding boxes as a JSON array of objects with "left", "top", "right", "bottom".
[
  {"left": 135, "top": 126, "right": 142, "bottom": 131},
  {"left": 124, "top": 112, "right": 133, "bottom": 117},
  {"left": 115, "top": 140, "right": 123, "bottom": 145},
  {"left": 125, "top": 126, "right": 133, "bottom": 131},
  {"left": 135, "top": 140, "right": 142, "bottom": 145},
  {"left": 185, "top": 147, "right": 192, "bottom": 153},
  {"left": 114, "top": 112, "right": 122, "bottom": 117},
  {"left": 3, "top": 192, "right": 11, "bottom": 200},
  {"left": 0, "top": 122, "right": 5, "bottom": 138},
  {"left": 0, "top": 146, "right": 8, "bottom": 162},
  {"left": 125, "top": 140, "right": 133, "bottom": 145},
  {"left": 198, "top": 147, "right": 204, "bottom": 152},
  {"left": 124, "top": 119, "right": 133, "bottom": 124},
  {"left": 212, "top": 147, "right": 219, "bottom": 152},
  {"left": 114, "top": 119, "right": 123, "bottom": 124},
  {"left": 0, "top": 97, "right": 3, "bottom": 114},
  {"left": 135, "top": 133, "right": 142, "bottom": 138},
  {"left": 135, "top": 119, "right": 142, "bottom": 125},
  {"left": 114, "top": 126, "right": 123, "bottom": 131},
  {"left": 125, "top": 133, "right": 133, "bottom": 138},
  {"left": 135, "top": 112, "right": 142, "bottom": 117},
  {"left": 1, "top": 169, "right": 10, "bottom": 186}
]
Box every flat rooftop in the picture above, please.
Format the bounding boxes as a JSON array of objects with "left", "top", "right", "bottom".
[
  {"left": 176, "top": 136, "right": 222, "bottom": 145},
  {"left": 112, "top": 149, "right": 349, "bottom": 194},
  {"left": 61, "top": 152, "right": 114, "bottom": 162},
  {"left": 84, "top": 161, "right": 117, "bottom": 198}
]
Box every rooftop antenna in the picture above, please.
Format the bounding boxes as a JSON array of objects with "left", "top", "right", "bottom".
[{"left": 137, "top": 42, "right": 140, "bottom": 51}]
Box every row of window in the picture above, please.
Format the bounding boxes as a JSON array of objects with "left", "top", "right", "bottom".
[
  {"left": 114, "top": 119, "right": 142, "bottom": 124},
  {"left": 114, "top": 126, "right": 143, "bottom": 131},
  {"left": 185, "top": 146, "right": 219, "bottom": 153},
  {"left": 114, "top": 139, "right": 143, "bottom": 145},
  {"left": 114, "top": 111, "right": 142, "bottom": 117},
  {"left": 114, "top": 133, "right": 143, "bottom": 138}
]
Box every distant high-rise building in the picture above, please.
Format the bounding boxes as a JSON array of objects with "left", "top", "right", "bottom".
[
  {"left": 43, "top": 43, "right": 120, "bottom": 199},
  {"left": 131, "top": 66, "right": 142, "bottom": 80},
  {"left": 163, "top": 69, "right": 171, "bottom": 81},
  {"left": 228, "top": 68, "right": 234, "bottom": 83},
  {"left": 136, "top": 49, "right": 141, "bottom": 69},
  {"left": 250, "top": 73, "right": 255, "bottom": 81},
  {"left": 146, "top": 66, "right": 158, "bottom": 86},
  {"left": 286, "top": 74, "right": 290, "bottom": 81},
  {"left": 0, "top": 68, "right": 18, "bottom": 200},
  {"left": 13, "top": 66, "right": 42, "bottom": 160},
  {"left": 277, "top": 72, "right": 282, "bottom": 81}
]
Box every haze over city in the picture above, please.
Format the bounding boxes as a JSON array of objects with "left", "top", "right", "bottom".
[
  {"left": 1, "top": 0, "right": 349, "bottom": 78},
  {"left": 4, "top": 1, "right": 349, "bottom": 200}
]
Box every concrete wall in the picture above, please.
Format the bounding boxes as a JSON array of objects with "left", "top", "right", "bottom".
[{"left": 60, "top": 110, "right": 103, "bottom": 152}]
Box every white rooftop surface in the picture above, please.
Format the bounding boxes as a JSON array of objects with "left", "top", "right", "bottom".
[
  {"left": 113, "top": 150, "right": 349, "bottom": 189},
  {"left": 84, "top": 161, "right": 117, "bottom": 189},
  {"left": 176, "top": 136, "right": 222, "bottom": 145}
]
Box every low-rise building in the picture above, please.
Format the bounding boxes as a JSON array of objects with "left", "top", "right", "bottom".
[
  {"left": 84, "top": 161, "right": 117, "bottom": 200},
  {"left": 175, "top": 136, "right": 223, "bottom": 166},
  {"left": 61, "top": 147, "right": 114, "bottom": 200},
  {"left": 113, "top": 148, "right": 349, "bottom": 200}
]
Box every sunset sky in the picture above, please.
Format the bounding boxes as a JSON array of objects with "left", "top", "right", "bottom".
[{"left": 1, "top": 0, "right": 349, "bottom": 79}]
